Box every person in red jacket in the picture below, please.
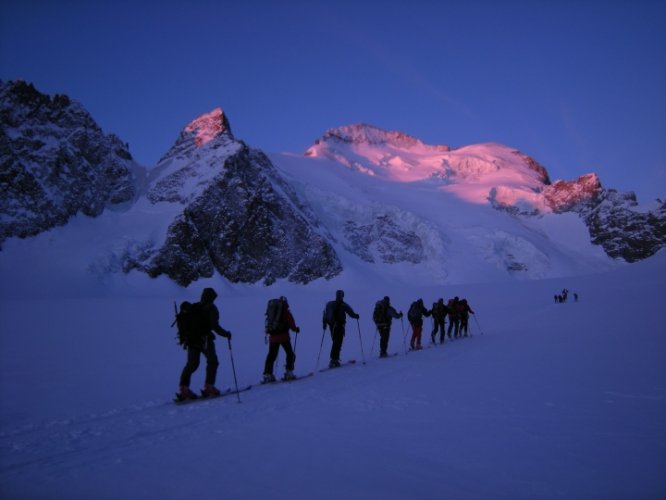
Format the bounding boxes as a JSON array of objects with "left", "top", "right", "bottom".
[
  {"left": 263, "top": 296, "right": 300, "bottom": 382},
  {"left": 408, "top": 298, "right": 431, "bottom": 350}
]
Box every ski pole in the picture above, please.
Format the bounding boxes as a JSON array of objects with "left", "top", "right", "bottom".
[
  {"left": 473, "top": 314, "right": 484, "bottom": 335},
  {"left": 400, "top": 317, "right": 408, "bottom": 355},
  {"left": 171, "top": 301, "right": 178, "bottom": 327},
  {"left": 356, "top": 319, "right": 366, "bottom": 364},
  {"left": 315, "top": 327, "right": 326, "bottom": 372},
  {"left": 227, "top": 338, "right": 242, "bottom": 403}
]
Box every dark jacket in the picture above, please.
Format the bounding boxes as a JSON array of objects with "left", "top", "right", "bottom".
[
  {"left": 197, "top": 288, "right": 231, "bottom": 340},
  {"left": 408, "top": 299, "right": 431, "bottom": 327},
  {"left": 323, "top": 299, "right": 359, "bottom": 329},
  {"left": 431, "top": 300, "right": 448, "bottom": 321},
  {"left": 375, "top": 299, "right": 402, "bottom": 329}
]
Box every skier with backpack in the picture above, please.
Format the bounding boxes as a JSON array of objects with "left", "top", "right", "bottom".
[
  {"left": 447, "top": 297, "right": 461, "bottom": 339},
  {"left": 373, "top": 296, "right": 403, "bottom": 358},
  {"left": 430, "top": 298, "right": 448, "bottom": 344},
  {"left": 263, "top": 296, "right": 301, "bottom": 382},
  {"left": 176, "top": 287, "right": 232, "bottom": 400},
  {"left": 407, "top": 298, "right": 431, "bottom": 350},
  {"left": 458, "top": 298, "right": 475, "bottom": 337},
  {"left": 322, "top": 290, "right": 360, "bottom": 368}
]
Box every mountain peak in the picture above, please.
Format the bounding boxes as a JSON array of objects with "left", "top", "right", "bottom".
[
  {"left": 307, "top": 123, "right": 449, "bottom": 153},
  {"left": 157, "top": 108, "right": 235, "bottom": 163},
  {"left": 183, "top": 108, "right": 233, "bottom": 147}
]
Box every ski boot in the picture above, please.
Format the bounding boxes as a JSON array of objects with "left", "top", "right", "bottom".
[
  {"left": 329, "top": 359, "right": 341, "bottom": 368},
  {"left": 379, "top": 351, "right": 388, "bottom": 358},
  {"left": 262, "top": 373, "right": 276, "bottom": 383},
  {"left": 178, "top": 385, "right": 198, "bottom": 401},
  {"left": 201, "top": 384, "right": 221, "bottom": 397},
  {"left": 282, "top": 370, "right": 296, "bottom": 381}
]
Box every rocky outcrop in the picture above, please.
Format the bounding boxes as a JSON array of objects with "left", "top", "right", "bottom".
[
  {"left": 306, "top": 123, "right": 450, "bottom": 153},
  {"left": 0, "top": 80, "right": 140, "bottom": 247},
  {"left": 580, "top": 191, "right": 665, "bottom": 262},
  {"left": 543, "top": 173, "right": 665, "bottom": 261},
  {"left": 343, "top": 215, "right": 424, "bottom": 264},
  {"left": 544, "top": 173, "right": 603, "bottom": 212}
]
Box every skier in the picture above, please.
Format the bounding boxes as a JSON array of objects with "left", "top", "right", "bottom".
[
  {"left": 430, "top": 298, "right": 448, "bottom": 344},
  {"left": 447, "top": 297, "right": 461, "bottom": 339},
  {"left": 178, "top": 287, "right": 232, "bottom": 400},
  {"left": 458, "top": 298, "right": 475, "bottom": 337},
  {"left": 407, "top": 298, "right": 431, "bottom": 350},
  {"left": 373, "top": 296, "right": 403, "bottom": 358},
  {"left": 322, "top": 290, "right": 360, "bottom": 368},
  {"left": 263, "top": 296, "right": 300, "bottom": 382}
]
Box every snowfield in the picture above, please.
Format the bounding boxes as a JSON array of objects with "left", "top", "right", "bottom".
[{"left": 1, "top": 250, "right": 664, "bottom": 499}]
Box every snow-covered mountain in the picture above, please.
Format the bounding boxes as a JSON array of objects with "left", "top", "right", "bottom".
[
  {"left": 0, "top": 80, "right": 141, "bottom": 246},
  {"left": 305, "top": 123, "right": 665, "bottom": 263},
  {"left": 1, "top": 81, "right": 664, "bottom": 294}
]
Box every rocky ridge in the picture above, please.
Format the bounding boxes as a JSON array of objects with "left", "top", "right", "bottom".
[{"left": 0, "top": 80, "right": 140, "bottom": 247}]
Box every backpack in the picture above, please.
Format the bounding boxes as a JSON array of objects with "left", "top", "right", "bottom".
[
  {"left": 373, "top": 300, "right": 387, "bottom": 325},
  {"left": 265, "top": 298, "right": 285, "bottom": 334},
  {"left": 324, "top": 300, "right": 339, "bottom": 327},
  {"left": 407, "top": 301, "right": 420, "bottom": 323},
  {"left": 173, "top": 301, "right": 205, "bottom": 349}
]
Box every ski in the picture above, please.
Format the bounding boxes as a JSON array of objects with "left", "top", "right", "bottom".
[
  {"left": 260, "top": 372, "right": 315, "bottom": 385},
  {"left": 173, "top": 384, "right": 252, "bottom": 405},
  {"left": 319, "top": 360, "right": 357, "bottom": 372},
  {"left": 408, "top": 345, "right": 433, "bottom": 352}
]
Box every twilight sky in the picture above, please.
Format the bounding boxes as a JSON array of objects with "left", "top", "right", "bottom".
[{"left": 1, "top": 0, "right": 664, "bottom": 201}]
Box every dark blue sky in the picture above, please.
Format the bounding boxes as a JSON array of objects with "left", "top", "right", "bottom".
[{"left": 1, "top": 0, "right": 664, "bottom": 201}]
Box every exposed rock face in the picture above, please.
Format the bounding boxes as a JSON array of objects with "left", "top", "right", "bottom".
[
  {"left": 580, "top": 191, "right": 665, "bottom": 262},
  {"left": 544, "top": 173, "right": 603, "bottom": 212},
  {"left": 0, "top": 80, "right": 139, "bottom": 247},
  {"left": 543, "top": 173, "right": 665, "bottom": 261},
  {"left": 343, "top": 215, "right": 424, "bottom": 264},
  {"left": 137, "top": 110, "right": 342, "bottom": 286}
]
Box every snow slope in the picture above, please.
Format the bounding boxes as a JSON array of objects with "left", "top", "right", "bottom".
[
  {"left": 270, "top": 152, "right": 618, "bottom": 285},
  {"left": 1, "top": 250, "right": 664, "bottom": 499}
]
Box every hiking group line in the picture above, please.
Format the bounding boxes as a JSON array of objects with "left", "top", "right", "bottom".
[{"left": 172, "top": 287, "right": 479, "bottom": 403}]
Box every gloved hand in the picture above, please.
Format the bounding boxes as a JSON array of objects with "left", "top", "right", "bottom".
[
  {"left": 295, "top": 327, "right": 301, "bottom": 333},
  {"left": 354, "top": 313, "right": 360, "bottom": 319},
  {"left": 223, "top": 331, "right": 232, "bottom": 340}
]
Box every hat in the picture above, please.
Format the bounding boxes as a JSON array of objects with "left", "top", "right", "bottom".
[{"left": 201, "top": 287, "right": 217, "bottom": 303}]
